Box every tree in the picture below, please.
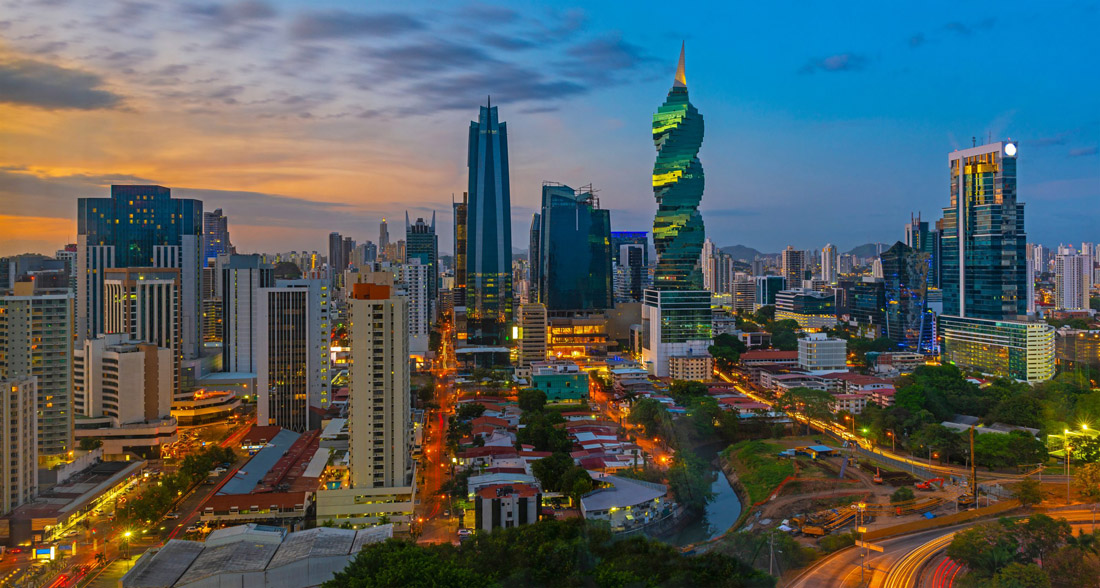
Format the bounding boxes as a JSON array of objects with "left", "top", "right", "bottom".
[
  {"left": 273, "top": 261, "right": 301, "bottom": 280},
  {"left": 668, "top": 380, "right": 707, "bottom": 404},
  {"left": 909, "top": 424, "right": 964, "bottom": 462},
  {"left": 531, "top": 453, "right": 574, "bottom": 492},
  {"left": 516, "top": 411, "right": 571, "bottom": 453},
  {"left": 627, "top": 398, "right": 669, "bottom": 439},
  {"left": 1075, "top": 462, "right": 1100, "bottom": 499},
  {"left": 455, "top": 403, "right": 486, "bottom": 421},
  {"left": 988, "top": 394, "right": 1044, "bottom": 429},
  {"left": 78, "top": 438, "right": 103, "bottom": 451},
  {"left": 1017, "top": 514, "right": 1072, "bottom": 567},
  {"left": 688, "top": 396, "right": 721, "bottom": 437},
  {"left": 666, "top": 451, "right": 714, "bottom": 514},
  {"left": 518, "top": 389, "right": 547, "bottom": 414},
  {"left": 990, "top": 563, "right": 1050, "bottom": 588},
  {"left": 1014, "top": 476, "right": 1042, "bottom": 506},
  {"left": 947, "top": 520, "right": 1021, "bottom": 578},
  {"left": 890, "top": 486, "right": 915, "bottom": 504},
  {"left": 561, "top": 467, "right": 594, "bottom": 504},
  {"left": 709, "top": 334, "right": 747, "bottom": 372},
  {"left": 327, "top": 539, "right": 488, "bottom": 588}
]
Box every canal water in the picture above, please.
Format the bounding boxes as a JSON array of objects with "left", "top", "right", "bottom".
[{"left": 664, "top": 468, "right": 742, "bottom": 546}]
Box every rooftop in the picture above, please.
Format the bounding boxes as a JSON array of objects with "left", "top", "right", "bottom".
[
  {"left": 219, "top": 429, "right": 300, "bottom": 495},
  {"left": 581, "top": 473, "right": 667, "bottom": 512}
]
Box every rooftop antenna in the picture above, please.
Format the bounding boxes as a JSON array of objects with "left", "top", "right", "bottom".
[{"left": 972, "top": 136, "right": 976, "bottom": 147}]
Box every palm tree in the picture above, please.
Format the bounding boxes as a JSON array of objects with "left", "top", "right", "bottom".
[{"left": 95, "top": 552, "right": 108, "bottom": 567}]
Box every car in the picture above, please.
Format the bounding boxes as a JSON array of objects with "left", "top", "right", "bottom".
[
  {"left": 443, "top": 510, "right": 450, "bottom": 517},
  {"left": 185, "top": 526, "right": 198, "bottom": 533},
  {"left": 64, "top": 530, "right": 78, "bottom": 538},
  {"left": 165, "top": 512, "right": 180, "bottom": 519},
  {"left": 457, "top": 528, "right": 471, "bottom": 537}
]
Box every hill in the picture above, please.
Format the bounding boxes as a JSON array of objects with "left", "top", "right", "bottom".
[
  {"left": 720, "top": 244, "right": 771, "bottom": 261},
  {"left": 845, "top": 243, "right": 891, "bottom": 258}
]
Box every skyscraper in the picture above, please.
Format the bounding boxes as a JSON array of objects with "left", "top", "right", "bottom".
[
  {"left": 701, "top": 239, "right": 719, "bottom": 292},
  {"left": 103, "top": 267, "right": 182, "bottom": 399},
  {"left": 348, "top": 280, "right": 411, "bottom": 489},
  {"left": 781, "top": 246, "right": 806, "bottom": 288},
  {"left": 465, "top": 100, "right": 513, "bottom": 344},
  {"left": 904, "top": 213, "right": 940, "bottom": 288},
  {"left": 202, "top": 208, "right": 235, "bottom": 266},
  {"left": 0, "top": 282, "right": 73, "bottom": 462},
  {"left": 652, "top": 44, "right": 705, "bottom": 290},
  {"left": 528, "top": 213, "right": 541, "bottom": 299},
  {"left": 379, "top": 219, "right": 390, "bottom": 252},
  {"left": 0, "top": 378, "right": 37, "bottom": 515},
  {"left": 880, "top": 242, "right": 933, "bottom": 351},
  {"left": 221, "top": 255, "right": 274, "bottom": 373},
  {"left": 535, "top": 183, "right": 612, "bottom": 311},
  {"left": 405, "top": 212, "right": 439, "bottom": 315},
  {"left": 941, "top": 141, "right": 1026, "bottom": 320},
  {"left": 453, "top": 192, "right": 468, "bottom": 308},
  {"left": 1054, "top": 248, "right": 1089, "bottom": 310},
  {"left": 77, "top": 185, "right": 202, "bottom": 359},
  {"left": 821, "top": 243, "right": 837, "bottom": 284},
  {"left": 328, "top": 232, "right": 345, "bottom": 274}
]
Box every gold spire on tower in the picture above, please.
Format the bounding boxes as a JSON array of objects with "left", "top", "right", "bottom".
[{"left": 673, "top": 41, "right": 687, "bottom": 88}]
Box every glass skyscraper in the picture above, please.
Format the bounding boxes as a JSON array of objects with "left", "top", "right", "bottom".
[
  {"left": 880, "top": 241, "right": 934, "bottom": 351},
  {"left": 652, "top": 44, "right": 705, "bottom": 291},
  {"left": 534, "top": 183, "right": 612, "bottom": 312},
  {"left": 405, "top": 211, "right": 439, "bottom": 313},
  {"left": 941, "top": 141, "right": 1025, "bottom": 320},
  {"left": 465, "top": 101, "right": 513, "bottom": 344},
  {"left": 77, "top": 185, "right": 203, "bottom": 358}
]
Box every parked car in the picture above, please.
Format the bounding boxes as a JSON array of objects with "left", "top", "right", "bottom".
[{"left": 165, "top": 512, "right": 180, "bottom": 519}]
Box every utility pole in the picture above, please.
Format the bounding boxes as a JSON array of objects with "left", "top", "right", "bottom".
[
  {"left": 768, "top": 532, "right": 776, "bottom": 576},
  {"left": 970, "top": 426, "right": 977, "bottom": 506}
]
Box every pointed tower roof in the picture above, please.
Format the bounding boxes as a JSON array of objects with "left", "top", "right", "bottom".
[{"left": 673, "top": 42, "right": 687, "bottom": 88}]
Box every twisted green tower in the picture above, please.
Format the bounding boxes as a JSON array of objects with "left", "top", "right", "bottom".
[{"left": 652, "top": 43, "right": 705, "bottom": 291}]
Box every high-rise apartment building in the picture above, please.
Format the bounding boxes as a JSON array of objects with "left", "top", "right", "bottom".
[
  {"left": 348, "top": 282, "right": 411, "bottom": 489},
  {"left": 0, "top": 282, "right": 73, "bottom": 462},
  {"left": 517, "top": 303, "right": 548, "bottom": 372},
  {"left": 1054, "top": 249, "right": 1089, "bottom": 310},
  {"left": 396, "top": 261, "right": 431, "bottom": 355},
  {"left": 405, "top": 212, "right": 439, "bottom": 316},
  {"left": 702, "top": 239, "right": 719, "bottom": 292},
  {"left": 202, "top": 208, "right": 235, "bottom": 266},
  {"left": 941, "top": 141, "right": 1025, "bottom": 320},
  {"left": 781, "top": 246, "right": 806, "bottom": 288},
  {"left": 379, "top": 219, "right": 390, "bottom": 252},
  {"left": 535, "top": 183, "right": 612, "bottom": 311},
  {"left": 0, "top": 378, "right": 37, "bottom": 515},
  {"left": 55, "top": 245, "right": 78, "bottom": 294},
  {"left": 452, "top": 192, "right": 468, "bottom": 308},
  {"left": 256, "top": 277, "right": 331, "bottom": 431},
  {"left": 103, "top": 267, "right": 182, "bottom": 399},
  {"left": 221, "top": 255, "right": 274, "bottom": 373},
  {"left": 465, "top": 101, "right": 513, "bottom": 344},
  {"left": 731, "top": 277, "right": 756, "bottom": 313},
  {"left": 904, "top": 213, "right": 940, "bottom": 288},
  {"left": 652, "top": 45, "right": 705, "bottom": 291},
  {"left": 821, "top": 243, "right": 837, "bottom": 284},
  {"left": 74, "top": 335, "right": 173, "bottom": 425},
  {"left": 611, "top": 232, "right": 649, "bottom": 303},
  {"left": 77, "top": 186, "right": 202, "bottom": 360},
  {"left": 328, "top": 232, "right": 346, "bottom": 275}
]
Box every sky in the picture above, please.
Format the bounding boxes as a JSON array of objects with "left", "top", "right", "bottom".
[{"left": 0, "top": 0, "right": 1097, "bottom": 257}]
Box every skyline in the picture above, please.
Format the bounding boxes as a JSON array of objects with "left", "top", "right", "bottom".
[{"left": 1, "top": 0, "right": 1098, "bottom": 257}]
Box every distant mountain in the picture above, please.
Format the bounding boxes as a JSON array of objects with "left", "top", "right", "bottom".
[
  {"left": 845, "top": 243, "right": 892, "bottom": 258},
  {"left": 720, "top": 244, "right": 772, "bottom": 261}
]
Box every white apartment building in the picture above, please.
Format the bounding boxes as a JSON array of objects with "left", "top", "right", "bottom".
[
  {"left": 798, "top": 333, "right": 847, "bottom": 373},
  {"left": 0, "top": 379, "right": 38, "bottom": 515},
  {"left": 103, "top": 267, "right": 182, "bottom": 400}
]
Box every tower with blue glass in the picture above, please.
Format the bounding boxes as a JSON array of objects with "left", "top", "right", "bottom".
[
  {"left": 535, "top": 183, "right": 612, "bottom": 312},
  {"left": 464, "top": 100, "right": 513, "bottom": 345}
]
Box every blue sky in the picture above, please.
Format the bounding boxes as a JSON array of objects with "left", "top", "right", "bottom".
[{"left": 0, "top": 0, "right": 1096, "bottom": 255}]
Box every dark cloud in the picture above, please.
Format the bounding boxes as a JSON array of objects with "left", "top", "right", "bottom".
[
  {"left": 799, "top": 53, "right": 868, "bottom": 74},
  {"left": 403, "top": 63, "right": 587, "bottom": 112},
  {"left": 183, "top": 1, "right": 276, "bottom": 24},
  {"left": 363, "top": 40, "right": 501, "bottom": 80},
  {"left": 480, "top": 33, "right": 536, "bottom": 51},
  {"left": 944, "top": 18, "right": 996, "bottom": 36},
  {"left": 908, "top": 33, "right": 925, "bottom": 48},
  {"left": 288, "top": 11, "right": 425, "bottom": 40},
  {"left": 564, "top": 34, "right": 654, "bottom": 83},
  {"left": 0, "top": 57, "right": 122, "bottom": 109},
  {"left": 458, "top": 3, "right": 519, "bottom": 23},
  {"left": 1033, "top": 133, "right": 1070, "bottom": 147},
  {"left": 1069, "top": 146, "right": 1098, "bottom": 157}
]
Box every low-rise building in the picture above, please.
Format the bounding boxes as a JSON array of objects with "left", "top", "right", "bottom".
[
  {"left": 668, "top": 353, "right": 713, "bottom": 381},
  {"left": 530, "top": 361, "right": 589, "bottom": 402},
  {"left": 775, "top": 288, "right": 837, "bottom": 330},
  {"left": 740, "top": 350, "right": 799, "bottom": 367},
  {"left": 580, "top": 473, "right": 669, "bottom": 533},
  {"left": 798, "top": 333, "right": 847, "bottom": 374},
  {"left": 473, "top": 483, "right": 541, "bottom": 532},
  {"left": 939, "top": 316, "right": 1055, "bottom": 383},
  {"left": 830, "top": 393, "right": 870, "bottom": 415}
]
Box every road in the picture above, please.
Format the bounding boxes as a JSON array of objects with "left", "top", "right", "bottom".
[
  {"left": 785, "top": 508, "right": 1100, "bottom": 588},
  {"left": 414, "top": 324, "right": 460, "bottom": 544}
]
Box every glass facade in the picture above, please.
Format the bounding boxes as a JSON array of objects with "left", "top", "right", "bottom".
[
  {"left": 939, "top": 315, "right": 1054, "bottom": 382},
  {"left": 941, "top": 142, "right": 1026, "bottom": 320},
  {"left": 652, "top": 47, "right": 705, "bottom": 291},
  {"left": 837, "top": 278, "right": 886, "bottom": 333},
  {"left": 79, "top": 185, "right": 202, "bottom": 267},
  {"left": 465, "top": 103, "right": 513, "bottom": 344},
  {"left": 535, "top": 183, "right": 612, "bottom": 312},
  {"left": 881, "top": 241, "right": 934, "bottom": 352},
  {"left": 643, "top": 289, "right": 712, "bottom": 344},
  {"left": 405, "top": 212, "right": 439, "bottom": 309}
]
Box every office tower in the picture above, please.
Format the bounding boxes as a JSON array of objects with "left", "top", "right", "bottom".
[
  {"left": 452, "top": 192, "right": 468, "bottom": 308},
  {"left": 613, "top": 243, "right": 647, "bottom": 303},
  {"left": 0, "top": 378, "right": 37, "bottom": 515},
  {"left": 732, "top": 277, "right": 756, "bottom": 313},
  {"left": 776, "top": 288, "right": 837, "bottom": 330},
  {"left": 348, "top": 281, "right": 411, "bottom": 489},
  {"left": 871, "top": 258, "right": 884, "bottom": 279},
  {"left": 535, "top": 183, "right": 612, "bottom": 311},
  {"left": 256, "top": 277, "right": 331, "bottom": 431},
  {"left": 880, "top": 242, "right": 933, "bottom": 351},
  {"left": 201, "top": 264, "right": 222, "bottom": 344},
  {"left": 1030, "top": 244, "right": 1050, "bottom": 276},
  {"left": 940, "top": 316, "right": 1054, "bottom": 382},
  {"left": 517, "top": 303, "right": 548, "bottom": 370},
  {"left": 528, "top": 213, "right": 541, "bottom": 296},
  {"left": 202, "top": 208, "right": 235, "bottom": 266},
  {"left": 610, "top": 232, "right": 650, "bottom": 266},
  {"left": 379, "top": 219, "right": 390, "bottom": 252},
  {"left": 396, "top": 261, "right": 431, "bottom": 354},
  {"left": 837, "top": 278, "right": 887, "bottom": 337},
  {"left": 904, "top": 213, "right": 939, "bottom": 288},
  {"left": 74, "top": 334, "right": 173, "bottom": 424},
  {"left": 328, "top": 232, "right": 345, "bottom": 275},
  {"left": 0, "top": 282, "right": 73, "bottom": 461},
  {"left": 821, "top": 244, "right": 837, "bottom": 284},
  {"left": 652, "top": 44, "right": 705, "bottom": 291},
  {"left": 1054, "top": 248, "right": 1089, "bottom": 310},
  {"left": 798, "top": 333, "right": 847, "bottom": 373},
  {"left": 405, "top": 212, "right": 439, "bottom": 316},
  {"left": 701, "top": 239, "right": 719, "bottom": 292},
  {"left": 837, "top": 253, "right": 855, "bottom": 276},
  {"left": 465, "top": 100, "right": 514, "bottom": 344},
  {"left": 77, "top": 185, "right": 202, "bottom": 360},
  {"left": 220, "top": 255, "right": 275, "bottom": 372},
  {"left": 941, "top": 141, "right": 1025, "bottom": 319},
  {"left": 103, "top": 268, "right": 182, "bottom": 401},
  {"left": 55, "top": 245, "right": 78, "bottom": 294},
  {"left": 780, "top": 246, "right": 806, "bottom": 287},
  {"left": 754, "top": 276, "right": 787, "bottom": 308}
]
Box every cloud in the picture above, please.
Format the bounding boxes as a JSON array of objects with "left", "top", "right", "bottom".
[
  {"left": 480, "top": 34, "right": 535, "bottom": 51},
  {"left": 563, "top": 34, "right": 654, "bottom": 83},
  {"left": 288, "top": 10, "right": 425, "bottom": 40},
  {"left": 908, "top": 33, "right": 925, "bottom": 48},
  {"left": 402, "top": 63, "right": 587, "bottom": 113},
  {"left": 363, "top": 40, "right": 501, "bottom": 81},
  {"left": 944, "top": 18, "right": 996, "bottom": 36},
  {"left": 182, "top": 1, "right": 277, "bottom": 24},
  {"left": 1033, "top": 133, "right": 1070, "bottom": 147},
  {"left": 1069, "top": 146, "right": 1098, "bottom": 157},
  {"left": 458, "top": 3, "right": 519, "bottom": 24},
  {"left": 0, "top": 57, "right": 122, "bottom": 109},
  {"left": 799, "top": 53, "right": 868, "bottom": 74}
]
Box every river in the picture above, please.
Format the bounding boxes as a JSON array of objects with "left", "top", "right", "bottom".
[{"left": 664, "top": 467, "right": 742, "bottom": 546}]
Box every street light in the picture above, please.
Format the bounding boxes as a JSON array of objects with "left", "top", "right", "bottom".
[
  {"left": 857, "top": 501, "right": 867, "bottom": 584},
  {"left": 1065, "top": 429, "right": 1072, "bottom": 504}
]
